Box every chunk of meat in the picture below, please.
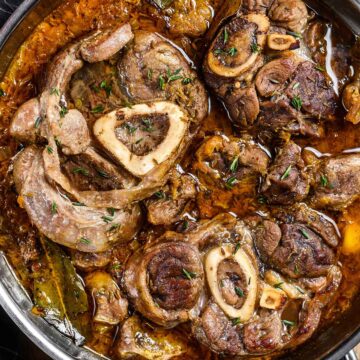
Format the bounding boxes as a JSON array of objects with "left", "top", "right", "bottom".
[
  {"left": 255, "top": 57, "right": 298, "bottom": 97},
  {"left": 56, "top": 109, "right": 90, "bottom": 155},
  {"left": 242, "top": 310, "right": 283, "bottom": 353},
  {"left": 193, "top": 135, "right": 270, "bottom": 218},
  {"left": 84, "top": 271, "right": 128, "bottom": 325},
  {"left": 203, "top": 14, "right": 270, "bottom": 126},
  {"left": 118, "top": 30, "right": 208, "bottom": 127},
  {"left": 257, "top": 100, "right": 324, "bottom": 138},
  {"left": 80, "top": 23, "right": 134, "bottom": 63},
  {"left": 146, "top": 172, "right": 197, "bottom": 226},
  {"left": 192, "top": 301, "right": 243, "bottom": 355},
  {"left": 242, "top": 0, "right": 274, "bottom": 13},
  {"left": 286, "top": 61, "right": 338, "bottom": 120},
  {"left": 123, "top": 241, "right": 204, "bottom": 327},
  {"left": 61, "top": 147, "right": 136, "bottom": 192},
  {"left": 269, "top": 0, "right": 308, "bottom": 33},
  {"left": 72, "top": 250, "right": 112, "bottom": 272},
  {"left": 261, "top": 141, "right": 310, "bottom": 205},
  {"left": 13, "top": 147, "right": 142, "bottom": 252},
  {"left": 224, "top": 85, "right": 260, "bottom": 126},
  {"left": 252, "top": 208, "right": 337, "bottom": 278},
  {"left": 9, "top": 98, "right": 41, "bottom": 144},
  {"left": 311, "top": 153, "right": 360, "bottom": 210}
]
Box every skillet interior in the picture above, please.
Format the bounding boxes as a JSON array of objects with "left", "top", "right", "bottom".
[{"left": 0, "top": 1, "right": 359, "bottom": 359}]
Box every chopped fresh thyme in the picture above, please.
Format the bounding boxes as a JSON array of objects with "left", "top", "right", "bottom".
[
  {"left": 291, "top": 96, "right": 302, "bottom": 111},
  {"left": 235, "top": 287, "right": 244, "bottom": 297},
  {"left": 72, "top": 167, "right": 89, "bottom": 176},
  {"left": 229, "top": 157, "right": 239, "bottom": 173},
  {"left": 91, "top": 104, "right": 105, "bottom": 114},
  {"left": 299, "top": 228, "right": 310, "bottom": 239},
  {"left": 147, "top": 68, "right": 153, "bottom": 80},
  {"left": 234, "top": 242, "right": 241, "bottom": 254},
  {"left": 72, "top": 202, "right": 85, "bottom": 206},
  {"left": 286, "top": 30, "right": 302, "bottom": 39},
  {"left": 59, "top": 105, "right": 68, "bottom": 118},
  {"left": 182, "top": 268, "right": 197, "bottom": 280},
  {"left": 97, "top": 169, "right": 110, "bottom": 178},
  {"left": 107, "top": 207, "right": 116, "bottom": 216},
  {"left": 223, "top": 28, "right": 229, "bottom": 44},
  {"left": 258, "top": 195, "right": 267, "bottom": 204},
  {"left": 46, "top": 145, "right": 53, "bottom": 154},
  {"left": 225, "top": 176, "right": 238, "bottom": 190},
  {"left": 320, "top": 174, "right": 328, "bottom": 187},
  {"left": 0, "top": 88, "right": 5, "bottom": 96},
  {"left": 273, "top": 282, "right": 284, "bottom": 289},
  {"left": 167, "top": 68, "right": 183, "bottom": 83},
  {"left": 232, "top": 318, "right": 241, "bottom": 326},
  {"left": 109, "top": 223, "right": 121, "bottom": 232},
  {"left": 182, "top": 220, "right": 189, "bottom": 230},
  {"left": 34, "top": 116, "right": 43, "bottom": 129},
  {"left": 282, "top": 320, "right": 296, "bottom": 327},
  {"left": 280, "top": 165, "right": 292, "bottom": 180},
  {"left": 100, "top": 80, "right": 112, "bottom": 96},
  {"left": 142, "top": 118, "right": 154, "bottom": 132},
  {"left": 250, "top": 42, "right": 261, "bottom": 53},
  {"left": 124, "top": 122, "right": 137, "bottom": 134},
  {"left": 228, "top": 47, "right": 238, "bottom": 57},
  {"left": 159, "top": 75, "right": 166, "bottom": 90},
  {"left": 51, "top": 201, "right": 57, "bottom": 215},
  {"left": 315, "top": 64, "right": 325, "bottom": 72},
  {"left": 154, "top": 191, "right": 166, "bottom": 199},
  {"left": 102, "top": 215, "right": 114, "bottom": 224},
  {"left": 50, "top": 87, "right": 60, "bottom": 96},
  {"left": 79, "top": 237, "right": 91, "bottom": 245},
  {"left": 182, "top": 77, "right": 192, "bottom": 85}
]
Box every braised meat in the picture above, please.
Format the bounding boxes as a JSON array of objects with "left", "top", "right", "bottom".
[
  {"left": 123, "top": 240, "right": 204, "bottom": 327},
  {"left": 268, "top": 0, "right": 308, "bottom": 33},
  {"left": 13, "top": 147, "right": 142, "bottom": 252},
  {"left": 146, "top": 171, "right": 197, "bottom": 225},
  {"left": 250, "top": 204, "right": 339, "bottom": 278},
  {"left": 261, "top": 141, "right": 310, "bottom": 205},
  {"left": 118, "top": 30, "right": 208, "bottom": 128},
  {"left": 311, "top": 153, "right": 360, "bottom": 210}
]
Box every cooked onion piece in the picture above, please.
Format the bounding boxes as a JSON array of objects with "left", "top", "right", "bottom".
[
  {"left": 206, "top": 14, "right": 270, "bottom": 78},
  {"left": 123, "top": 241, "right": 204, "bottom": 327},
  {"left": 93, "top": 102, "right": 188, "bottom": 177},
  {"left": 205, "top": 244, "right": 257, "bottom": 321},
  {"left": 84, "top": 271, "right": 128, "bottom": 325}
]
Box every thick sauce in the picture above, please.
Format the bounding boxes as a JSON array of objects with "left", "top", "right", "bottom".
[{"left": 0, "top": 0, "right": 359, "bottom": 358}]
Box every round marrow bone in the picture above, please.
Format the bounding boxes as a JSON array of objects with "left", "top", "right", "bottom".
[
  {"left": 205, "top": 244, "right": 258, "bottom": 321},
  {"left": 207, "top": 13, "right": 270, "bottom": 78},
  {"left": 93, "top": 102, "right": 188, "bottom": 177}
]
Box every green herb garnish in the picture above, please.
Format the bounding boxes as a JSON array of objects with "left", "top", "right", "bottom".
[
  {"left": 107, "top": 208, "right": 116, "bottom": 216},
  {"left": 102, "top": 215, "right": 114, "bottom": 224},
  {"left": 225, "top": 176, "right": 238, "bottom": 190},
  {"left": 280, "top": 165, "right": 292, "bottom": 180},
  {"left": 273, "top": 282, "right": 284, "bottom": 289},
  {"left": 72, "top": 167, "right": 89, "bottom": 176},
  {"left": 50, "top": 87, "right": 60, "bottom": 96},
  {"left": 291, "top": 96, "right": 302, "bottom": 111},
  {"left": 232, "top": 318, "right": 241, "bottom": 326},
  {"left": 223, "top": 28, "right": 229, "bottom": 44},
  {"left": 59, "top": 105, "right": 68, "bottom": 118},
  {"left": 159, "top": 75, "right": 166, "bottom": 90},
  {"left": 97, "top": 169, "right": 110, "bottom": 178},
  {"left": 100, "top": 80, "right": 112, "bottom": 97},
  {"left": 315, "top": 64, "right": 325, "bottom": 72},
  {"left": 51, "top": 201, "right": 57, "bottom": 215},
  {"left": 250, "top": 42, "right": 261, "bottom": 53},
  {"left": 299, "top": 228, "right": 310, "bottom": 239},
  {"left": 286, "top": 30, "right": 302, "bottom": 39},
  {"left": 79, "top": 237, "right": 91, "bottom": 245},
  {"left": 46, "top": 145, "right": 53, "bottom": 154},
  {"left": 230, "top": 157, "right": 239, "bottom": 173},
  {"left": 34, "top": 116, "right": 42, "bottom": 129},
  {"left": 320, "top": 174, "right": 328, "bottom": 187},
  {"left": 109, "top": 223, "right": 121, "bottom": 232},
  {"left": 182, "top": 77, "right": 192, "bottom": 85},
  {"left": 235, "top": 287, "right": 244, "bottom": 297},
  {"left": 91, "top": 105, "right": 104, "bottom": 114},
  {"left": 234, "top": 242, "right": 241, "bottom": 254},
  {"left": 182, "top": 268, "right": 197, "bottom": 280},
  {"left": 282, "top": 320, "right": 296, "bottom": 327},
  {"left": 167, "top": 68, "right": 183, "bottom": 83},
  {"left": 147, "top": 68, "right": 153, "bottom": 80}
]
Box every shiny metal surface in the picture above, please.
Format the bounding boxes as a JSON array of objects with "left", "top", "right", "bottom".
[{"left": 0, "top": 1, "right": 359, "bottom": 360}]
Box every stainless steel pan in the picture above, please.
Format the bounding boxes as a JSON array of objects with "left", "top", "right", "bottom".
[{"left": 0, "top": 1, "right": 359, "bottom": 359}]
